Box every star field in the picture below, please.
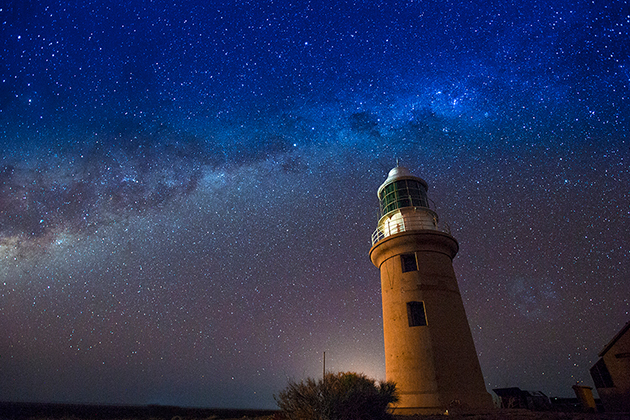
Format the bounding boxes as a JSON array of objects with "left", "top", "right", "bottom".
[{"left": 1, "top": 0, "right": 629, "bottom": 409}]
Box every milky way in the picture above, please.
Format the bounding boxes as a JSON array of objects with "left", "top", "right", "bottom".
[{"left": 1, "top": 0, "right": 629, "bottom": 409}]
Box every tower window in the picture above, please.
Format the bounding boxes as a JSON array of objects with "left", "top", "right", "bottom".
[
  {"left": 407, "top": 301, "right": 427, "bottom": 327},
  {"left": 401, "top": 253, "right": 418, "bottom": 273}
]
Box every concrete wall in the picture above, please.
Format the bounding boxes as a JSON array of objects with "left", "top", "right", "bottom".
[{"left": 370, "top": 230, "right": 493, "bottom": 414}]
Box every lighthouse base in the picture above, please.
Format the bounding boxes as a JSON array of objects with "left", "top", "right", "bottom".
[{"left": 389, "top": 391, "right": 494, "bottom": 415}]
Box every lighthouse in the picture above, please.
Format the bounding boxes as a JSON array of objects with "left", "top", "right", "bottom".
[{"left": 369, "top": 165, "right": 493, "bottom": 414}]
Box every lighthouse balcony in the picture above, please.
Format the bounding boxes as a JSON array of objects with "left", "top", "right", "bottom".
[{"left": 371, "top": 207, "right": 452, "bottom": 246}]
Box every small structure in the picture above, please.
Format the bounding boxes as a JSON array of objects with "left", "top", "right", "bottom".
[
  {"left": 572, "top": 385, "right": 597, "bottom": 412},
  {"left": 492, "top": 387, "right": 551, "bottom": 411},
  {"left": 590, "top": 321, "right": 630, "bottom": 412}
]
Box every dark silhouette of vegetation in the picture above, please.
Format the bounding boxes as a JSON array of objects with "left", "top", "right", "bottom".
[{"left": 275, "top": 372, "right": 398, "bottom": 420}]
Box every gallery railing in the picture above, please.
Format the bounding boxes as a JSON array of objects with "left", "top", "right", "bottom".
[{"left": 371, "top": 218, "right": 452, "bottom": 246}]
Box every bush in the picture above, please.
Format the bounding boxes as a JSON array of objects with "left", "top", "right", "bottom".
[{"left": 274, "top": 372, "right": 398, "bottom": 420}]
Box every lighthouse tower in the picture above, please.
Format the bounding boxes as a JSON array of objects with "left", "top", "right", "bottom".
[{"left": 369, "top": 165, "right": 493, "bottom": 414}]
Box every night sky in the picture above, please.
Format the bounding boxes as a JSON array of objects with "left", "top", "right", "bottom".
[{"left": 1, "top": 0, "right": 629, "bottom": 410}]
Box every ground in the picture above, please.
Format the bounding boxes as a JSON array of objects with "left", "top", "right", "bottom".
[{"left": 2, "top": 402, "right": 629, "bottom": 420}]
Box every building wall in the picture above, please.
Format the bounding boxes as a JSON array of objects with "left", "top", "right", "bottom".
[{"left": 598, "top": 328, "right": 630, "bottom": 412}]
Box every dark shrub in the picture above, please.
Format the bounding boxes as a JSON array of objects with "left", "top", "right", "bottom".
[{"left": 275, "top": 371, "right": 398, "bottom": 420}]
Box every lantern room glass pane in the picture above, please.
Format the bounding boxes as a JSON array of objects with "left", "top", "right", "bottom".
[{"left": 379, "top": 179, "right": 429, "bottom": 215}]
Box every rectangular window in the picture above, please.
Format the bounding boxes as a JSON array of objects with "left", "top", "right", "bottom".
[
  {"left": 407, "top": 301, "right": 427, "bottom": 327},
  {"left": 590, "top": 358, "right": 614, "bottom": 388},
  {"left": 401, "top": 253, "right": 418, "bottom": 273}
]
